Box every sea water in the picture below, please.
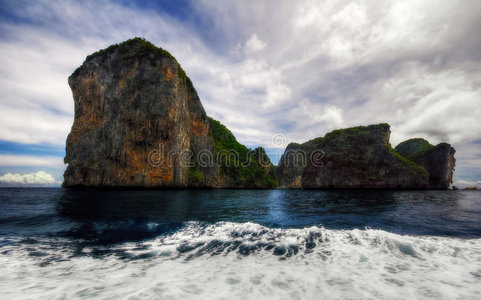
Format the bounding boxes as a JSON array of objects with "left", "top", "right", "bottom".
[{"left": 0, "top": 188, "right": 480, "bottom": 299}]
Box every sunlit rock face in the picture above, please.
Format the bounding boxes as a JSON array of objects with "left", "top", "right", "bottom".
[
  {"left": 63, "top": 38, "right": 216, "bottom": 187},
  {"left": 64, "top": 38, "right": 454, "bottom": 190},
  {"left": 277, "top": 124, "right": 454, "bottom": 189},
  {"left": 63, "top": 38, "right": 277, "bottom": 188}
]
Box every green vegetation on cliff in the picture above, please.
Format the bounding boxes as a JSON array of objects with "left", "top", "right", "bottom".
[
  {"left": 188, "top": 168, "right": 205, "bottom": 185},
  {"left": 394, "top": 138, "right": 435, "bottom": 161},
  {"left": 86, "top": 37, "right": 175, "bottom": 61},
  {"left": 324, "top": 123, "right": 389, "bottom": 140},
  {"left": 389, "top": 147, "right": 430, "bottom": 181},
  {"left": 208, "top": 117, "right": 277, "bottom": 188}
]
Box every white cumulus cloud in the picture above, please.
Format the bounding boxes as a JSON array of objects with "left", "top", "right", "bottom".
[
  {"left": 244, "top": 33, "right": 266, "bottom": 54},
  {"left": 0, "top": 171, "right": 59, "bottom": 185}
]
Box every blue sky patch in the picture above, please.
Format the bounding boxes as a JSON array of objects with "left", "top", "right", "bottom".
[{"left": 0, "top": 140, "right": 65, "bottom": 157}]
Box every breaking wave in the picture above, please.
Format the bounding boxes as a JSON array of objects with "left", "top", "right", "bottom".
[{"left": 1, "top": 221, "right": 480, "bottom": 299}]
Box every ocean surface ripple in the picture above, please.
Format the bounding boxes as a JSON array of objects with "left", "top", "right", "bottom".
[{"left": 0, "top": 188, "right": 480, "bottom": 299}]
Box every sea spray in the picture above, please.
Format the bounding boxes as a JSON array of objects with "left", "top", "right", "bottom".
[{"left": 1, "top": 222, "right": 480, "bottom": 299}]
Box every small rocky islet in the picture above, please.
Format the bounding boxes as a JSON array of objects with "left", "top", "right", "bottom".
[
  {"left": 277, "top": 126, "right": 455, "bottom": 189},
  {"left": 63, "top": 38, "right": 455, "bottom": 189}
]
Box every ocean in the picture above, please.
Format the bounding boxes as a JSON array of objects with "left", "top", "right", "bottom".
[{"left": 0, "top": 188, "right": 480, "bottom": 299}]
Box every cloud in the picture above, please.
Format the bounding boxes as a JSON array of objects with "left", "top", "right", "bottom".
[
  {"left": 450, "top": 142, "right": 481, "bottom": 181},
  {"left": 0, "top": 0, "right": 205, "bottom": 146},
  {"left": 0, "top": 0, "right": 481, "bottom": 181},
  {"left": 192, "top": 0, "right": 481, "bottom": 145},
  {"left": 0, "top": 171, "right": 59, "bottom": 184},
  {"left": 347, "top": 62, "right": 481, "bottom": 146},
  {"left": 244, "top": 33, "right": 266, "bottom": 54},
  {"left": 453, "top": 180, "right": 481, "bottom": 190},
  {"left": 0, "top": 155, "right": 64, "bottom": 167}
]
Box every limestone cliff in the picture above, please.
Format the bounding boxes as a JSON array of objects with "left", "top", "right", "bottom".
[
  {"left": 277, "top": 124, "right": 436, "bottom": 189},
  {"left": 64, "top": 38, "right": 454, "bottom": 190},
  {"left": 394, "top": 138, "right": 456, "bottom": 189},
  {"left": 276, "top": 137, "right": 323, "bottom": 188},
  {"left": 63, "top": 38, "right": 276, "bottom": 188}
]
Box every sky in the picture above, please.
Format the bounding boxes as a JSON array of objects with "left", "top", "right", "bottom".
[{"left": 0, "top": 0, "right": 480, "bottom": 187}]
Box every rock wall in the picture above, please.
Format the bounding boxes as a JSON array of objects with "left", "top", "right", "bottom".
[
  {"left": 64, "top": 38, "right": 216, "bottom": 187},
  {"left": 394, "top": 138, "right": 456, "bottom": 189},
  {"left": 277, "top": 124, "right": 433, "bottom": 189},
  {"left": 63, "top": 38, "right": 276, "bottom": 188},
  {"left": 276, "top": 137, "right": 322, "bottom": 188},
  {"left": 64, "top": 38, "right": 455, "bottom": 190}
]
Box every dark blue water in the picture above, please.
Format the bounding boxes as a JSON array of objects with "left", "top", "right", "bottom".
[
  {"left": 1, "top": 188, "right": 480, "bottom": 243},
  {"left": 1, "top": 188, "right": 481, "bottom": 299}
]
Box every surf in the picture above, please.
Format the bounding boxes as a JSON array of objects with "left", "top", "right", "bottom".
[{"left": 1, "top": 222, "right": 480, "bottom": 299}]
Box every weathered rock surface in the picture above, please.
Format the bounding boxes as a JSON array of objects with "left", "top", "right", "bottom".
[
  {"left": 277, "top": 124, "right": 447, "bottom": 189},
  {"left": 276, "top": 137, "right": 322, "bottom": 188},
  {"left": 64, "top": 38, "right": 454, "bottom": 190},
  {"left": 394, "top": 138, "right": 456, "bottom": 189},
  {"left": 63, "top": 38, "right": 276, "bottom": 188}
]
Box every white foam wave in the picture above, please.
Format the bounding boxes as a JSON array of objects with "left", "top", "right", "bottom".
[{"left": 1, "top": 222, "right": 480, "bottom": 299}]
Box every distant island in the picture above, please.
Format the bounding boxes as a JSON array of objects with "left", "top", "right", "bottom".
[
  {"left": 63, "top": 38, "right": 455, "bottom": 190},
  {"left": 277, "top": 126, "right": 455, "bottom": 189}
]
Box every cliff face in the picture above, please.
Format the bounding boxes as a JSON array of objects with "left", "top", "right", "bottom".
[
  {"left": 64, "top": 38, "right": 454, "bottom": 190},
  {"left": 64, "top": 38, "right": 215, "bottom": 187},
  {"left": 394, "top": 138, "right": 456, "bottom": 189},
  {"left": 277, "top": 124, "right": 432, "bottom": 189},
  {"left": 276, "top": 137, "right": 322, "bottom": 188},
  {"left": 64, "top": 38, "right": 276, "bottom": 188}
]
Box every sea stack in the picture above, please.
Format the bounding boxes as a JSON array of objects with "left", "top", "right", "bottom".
[
  {"left": 394, "top": 139, "right": 456, "bottom": 189},
  {"left": 63, "top": 38, "right": 276, "bottom": 188},
  {"left": 277, "top": 124, "right": 456, "bottom": 189}
]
